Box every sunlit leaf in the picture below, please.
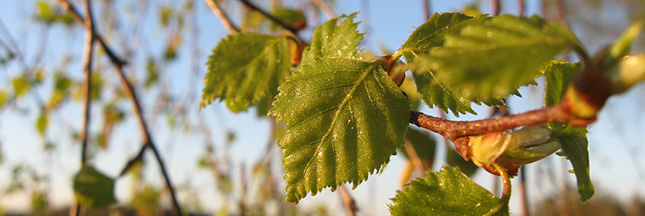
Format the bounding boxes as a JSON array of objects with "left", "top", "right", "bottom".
[
  {"left": 270, "top": 58, "right": 409, "bottom": 203},
  {"left": 12, "top": 76, "right": 30, "bottom": 98},
  {"left": 36, "top": 111, "right": 48, "bottom": 137},
  {"left": 413, "top": 15, "right": 580, "bottom": 115},
  {"left": 73, "top": 166, "right": 117, "bottom": 209},
  {"left": 201, "top": 33, "right": 291, "bottom": 112},
  {"left": 271, "top": 8, "right": 306, "bottom": 31},
  {"left": 398, "top": 12, "right": 487, "bottom": 63},
  {"left": 300, "top": 13, "right": 363, "bottom": 65},
  {"left": 389, "top": 166, "right": 508, "bottom": 216}
]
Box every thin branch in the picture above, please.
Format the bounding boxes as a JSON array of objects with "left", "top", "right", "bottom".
[
  {"left": 404, "top": 138, "right": 426, "bottom": 178},
  {"left": 491, "top": 0, "right": 501, "bottom": 16},
  {"left": 409, "top": 103, "right": 594, "bottom": 141},
  {"left": 56, "top": 0, "right": 182, "bottom": 214},
  {"left": 422, "top": 0, "right": 431, "bottom": 20},
  {"left": 519, "top": 167, "right": 530, "bottom": 216},
  {"left": 239, "top": 0, "right": 303, "bottom": 42},
  {"left": 312, "top": 0, "right": 335, "bottom": 19},
  {"left": 73, "top": 0, "right": 97, "bottom": 215},
  {"left": 338, "top": 185, "right": 358, "bottom": 216},
  {"left": 517, "top": 0, "right": 526, "bottom": 17},
  {"left": 119, "top": 145, "right": 148, "bottom": 177},
  {"left": 205, "top": 0, "right": 239, "bottom": 34}
]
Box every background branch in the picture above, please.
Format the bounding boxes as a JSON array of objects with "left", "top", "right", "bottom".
[
  {"left": 239, "top": 0, "right": 304, "bottom": 42},
  {"left": 205, "top": 0, "right": 239, "bottom": 34},
  {"left": 491, "top": 0, "right": 501, "bottom": 16},
  {"left": 56, "top": 0, "right": 182, "bottom": 214},
  {"left": 338, "top": 185, "right": 358, "bottom": 216},
  {"left": 312, "top": 0, "right": 335, "bottom": 19},
  {"left": 404, "top": 138, "right": 427, "bottom": 178}
]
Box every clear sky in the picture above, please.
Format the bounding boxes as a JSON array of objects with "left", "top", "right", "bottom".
[{"left": 0, "top": 0, "right": 644, "bottom": 215}]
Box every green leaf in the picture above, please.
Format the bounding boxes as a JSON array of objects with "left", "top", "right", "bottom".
[
  {"left": 12, "top": 76, "right": 30, "bottom": 98},
  {"left": 36, "top": 111, "right": 48, "bottom": 137},
  {"left": 0, "top": 91, "right": 8, "bottom": 108},
  {"left": 543, "top": 60, "right": 581, "bottom": 107},
  {"left": 35, "top": 0, "right": 57, "bottom": 23},
  {"left": 271, "top": 8, "right": 306, "bottom": 31},
  {"left": 543, "top": 63, "right": 594, "bottom": 201},
  {"left": 398, "top": 12, "right": 488, "bottom": 63},
  {"left": 201, "top": 33, "right": 291, "bottom": 112},
  {"left": 401, "top": 127, "right": 435, "bottom": 164},
  {"left": 270, "top": 58, "right": 410, "bottom": 203},
  {"left": 554, "top": 130, "right": 594, "bottom": 202},
  {"left": 73, "top": 166, "right": 117, "bottom": 209},
  {"left": 389, "top": 166, "right": 508, "bottom": 216},
  {"left": 446, "top": 144, "right": 479, "bottom": 177},
  {"left": 300, "top": 13, "right": 363, "bottom": 65},
  {"left": 414, "top": 15, "right": 579, "bottom": 115}
]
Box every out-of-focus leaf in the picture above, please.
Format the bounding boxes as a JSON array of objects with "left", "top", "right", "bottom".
[
  {"left": 48, "top": 73, "right": 72, "bottom": 109},
  {"left": 36, "top": 111, "right": 48, "bottom": 137},
  {"left": 131, "top": 185, "right": 160, "bottom": 216},
  {"left": 145, "top": 58, "right": 159, "bottom": 89},
  {"left": 270, "top": 58, "right": 409, "bottom": 203},
  {"left": 35, "top": 0, "right": 56, "bottom": 23},
  {"left": 31, "top": 191, "right": 48, "bottom": 213},
  {"left": 543, "top": 60, "right": 581, "bottom": 107},
  {"left": 401, "top": 127, "right": 435, "bottom": 165},
  {"left": 400, "top": 77, "right": 420, "bottom": 110},
  {"left": 271, "top": 8, "right": 306, "bottom": 31},
  {"left": 12, "top": 76, "right": 30, "bottom": 98},
  {"left": 389, "top": 166, "right": 508, "bottom": 216},
  {"left": 0, "top": 91, "right": 8, "bottom": 108},
  {"left": 73, "top": 166, "right": 117, "bottom": 209},
  {"left": 160, "top": 6, "right": 173, "bottom": 27}
]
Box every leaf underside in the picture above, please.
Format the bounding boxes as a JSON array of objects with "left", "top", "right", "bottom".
[
  {"left": 411, "top": 15, "right": 578, "bottom": 116},
  {"left": 201, "top": 33, "right": 291, "bottom": 112},
  {"left": 270, "top": 58, "right": 410, "bottom": 203},
  {"left": 389, "top": 166, "right": 508, "bottom": 216}
]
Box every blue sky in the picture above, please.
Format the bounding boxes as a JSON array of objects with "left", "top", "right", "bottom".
[{"left": 0, "top": 0, "right": 644, "bottom": 215}]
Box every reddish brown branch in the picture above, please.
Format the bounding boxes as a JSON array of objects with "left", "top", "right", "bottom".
[
  {"left": 491, "top": 0, "right": 501, "bottom": 16},
  {"left": 56, "top": 0, "right": 182, "bottom": 214},
  {"left": 338, "top": 185, "right": 358, "bottom": 216},
  {"left": 517, "top": 0, "right": 525, "bottom": 17},
  {"left": 409, "top": 102, "right": 594, "bottom": 141},
  {"left": 422, "top": 0, "right": 431, "bottom": 20},
  {"left": 205, "top": 0, "right": 239, "bottom": 34},
  {"left": 312, "top": 0, "right": 335, "bottom": 19}
]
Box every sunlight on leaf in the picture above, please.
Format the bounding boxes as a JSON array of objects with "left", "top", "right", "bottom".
[{"left": 300, "top": 13, "right": 363, "bottom": 65}]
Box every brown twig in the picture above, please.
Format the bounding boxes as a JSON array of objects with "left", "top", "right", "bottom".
[
  {"left": 338, "top": 185, "right": 358, "bottom": 216},
  {"left": 422, "top": 0, "right": 431, "bottom": 20},
  {"left": 404, "top": 138, "right": 427, "bottom": 178},
  {"left": 312, "top": 0, "right": 335, "bottom": 19},
  {"left": 56, "top": 0, "right": 182, "bottom": 214},
  {"left": 72, "top": 0, "right": 96, "bottom": 215},
  {"left": 519, "top": 167, "right": 530, "bottom": 216},
  {"left": 119, "top": 145, "right": 148, "bottom": 177},
  {"left": 491, "top": 0, "right": 501, "bottom": 16},
  {"left": 517, "top": 0, "right": 526, "bottom": 17},
  {"left": 205, "top": 0, "right": 239, "bottom": 34},
  {"left": 409, "top": 102, "right": 594, "bottom": 142}
]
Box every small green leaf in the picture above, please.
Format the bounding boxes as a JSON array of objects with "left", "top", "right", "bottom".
[
  {"left": 12, "top": 76, "right": 30, "bottom": 98},
  {"left": 389, "top": 166, "right": 508, "bottom": 216},
  {"left": 543, "top": 60, "right": 582, "bottom": 107},
  {"left": 35, "top": 0, "right": 57, "bottom": 23},
  {"left": 414, "top": 15, "right": 580, "bottom": 115},
  {"left": 446, "top": 144, "right": 479, "bottom": 177},
  {"left": 36, "top": 111, "right": 48, "bottom": 137},
  {"left": 300, "top": 13, "right": 363, "bottom": 65},
  {"left": 554, "top": 130, "right": 594, "bottom": 202},
  {"left": 270, "top": 58, "right": 410, "bottom": 203},
  {"left": 145, "top": 58, "right": 159, "bottom": 89},
  {"left": 201, "top": 33, "right": 291, "bottom": 112},
  {"left": 398, "top": 12, "right": 488, "bottom": 63},
  {"left": 0, "top": 91, "right": 8, "bottom": 108},
  {"left": 544, "top": 64, "right": 594, "bottom": 201},
  {"left": 73, "top": 166, "right": 117, "bottom": 209}
]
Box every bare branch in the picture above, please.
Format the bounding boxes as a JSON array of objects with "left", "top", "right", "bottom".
[
  {"left": 338, "top": 185, "right": 358, "bottom": 216},
  {"left": 518, "top": 167, "right": 530, "bottom": 216},
  {"left": 205, "top": 0, "right": 239, "bottom": 34},
  {"left": 422, "top": 0, "right": 431, "bottom": 20},
  {"left": 491, "top": 0, "right": 501, "bottom": 16},
  {"left": 517, "top": 0, "right": 526, "bottom": 17},
  {"left": 119, "top": 145, "right": 148, "bottom": 177},
  {"left": 56, "top": 0, "right": 182, "bottom": 214},
  {"left": 312, "top": 0, "right": 335, "bottom": 19},
  {"left": 404, "top": 138, "right": 426, "bottom": 178}
]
